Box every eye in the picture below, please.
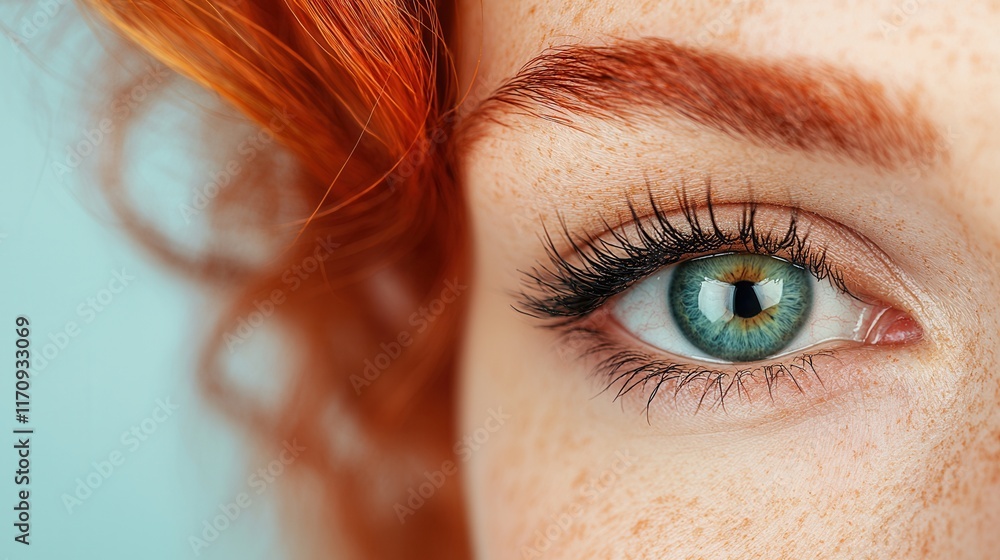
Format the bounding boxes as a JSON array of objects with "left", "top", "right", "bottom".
[
  {"left": 613, "top": 253, "right": 878, "bottom": 364},
  {"left": 515, "top": 196, "right": 925, "bottom": 415}
]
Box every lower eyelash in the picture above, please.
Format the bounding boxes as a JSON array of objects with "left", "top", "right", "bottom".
[
  {"left": 515, "top": 185, "right": 850, "bottom": 324},
  {"left": 565, "top": 326, "right": 837, "bottom": 419}
]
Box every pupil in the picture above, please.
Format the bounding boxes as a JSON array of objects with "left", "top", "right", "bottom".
[{"left": 732, "top": 280, "right": 762, "bottom": 318}]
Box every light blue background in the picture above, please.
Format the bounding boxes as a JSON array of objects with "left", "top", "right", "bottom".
[{"left": 1, "top": 2, "right": 284, "bottom": 558}]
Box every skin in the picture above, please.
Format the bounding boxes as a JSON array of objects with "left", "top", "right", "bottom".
[{"left": 452, "top": 1, "right": 1000, "bottom": 558}]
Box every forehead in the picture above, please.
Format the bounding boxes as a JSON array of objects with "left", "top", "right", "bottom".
[
  {"left": 454, "top": 0, "right": 1000, "bottom": 226},
  {"left": 454, "top": 0, "right": 1000, "bottom": 100},
  {"left": 455, "top": 0, "right": 739, "bottom": 100}
]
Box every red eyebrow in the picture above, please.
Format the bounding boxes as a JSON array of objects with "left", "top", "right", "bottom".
[{"left": 462, "top": 38, "right": 944, "bottom": 171}]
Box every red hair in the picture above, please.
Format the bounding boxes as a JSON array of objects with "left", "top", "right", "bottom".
[{"left": 80, "top": 0, "right": 470, "bottom": 557}]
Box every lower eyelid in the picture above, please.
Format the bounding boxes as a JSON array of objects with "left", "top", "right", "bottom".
[
  {"left": 558, "top": 322, "right": 889, "bottom": 427},
  {"left": 563, "top": 296, "right": 919, "bottom": 421}
]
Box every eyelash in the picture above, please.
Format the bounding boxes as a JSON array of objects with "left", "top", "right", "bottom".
[
  {"left": 515, "top": 187, "right": 857, "bottom": 414},
  {"left": 565, "top": 325, "right": 838, "bottom": 416}
]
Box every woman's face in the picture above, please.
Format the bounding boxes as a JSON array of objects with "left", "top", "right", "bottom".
[{"left": 453, "top": 1, "right": 1000, "bottom": 558}]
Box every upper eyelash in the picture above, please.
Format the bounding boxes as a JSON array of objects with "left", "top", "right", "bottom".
[{"left": 515, "top": 183, "right": 850, "bottom": 324}]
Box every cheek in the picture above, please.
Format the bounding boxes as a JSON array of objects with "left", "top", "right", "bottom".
[
  {"left": 458, "top": 283, "right": 633, "bottom": 558},
  {"left": 456, "top": 213, "right": 878, "bottom": 558},
  {"left": 898, "top": 352, "right": 1000, "bottom": 555},
  {"left": 457, "top": 278, "right": 972, "bottom": 558},
  {"left": 451, "top": 214, "right": 652, "bottom": 555}
]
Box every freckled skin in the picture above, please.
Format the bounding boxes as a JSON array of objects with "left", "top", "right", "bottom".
[{"left": 455, "top": 1, "right": 1000, "bottom": 559}]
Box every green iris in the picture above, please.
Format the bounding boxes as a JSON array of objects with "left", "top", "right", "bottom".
[{"left": 668, "top": 254, "right": 812, "bottom": 362}]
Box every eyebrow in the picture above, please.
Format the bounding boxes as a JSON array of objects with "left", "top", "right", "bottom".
[{"left": 461, "top": 38, "right": 944, "bottom": 171}]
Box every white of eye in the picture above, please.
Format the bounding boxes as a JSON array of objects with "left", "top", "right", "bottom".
[{"left": 612, "top": 265, "right": 878, "bottom": 364}]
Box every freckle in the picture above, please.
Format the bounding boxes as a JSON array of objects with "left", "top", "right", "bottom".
[{"left": 630, "top": 518, "right": 650, "bottom": 537}]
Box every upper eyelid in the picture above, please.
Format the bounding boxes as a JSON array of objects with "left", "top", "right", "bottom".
[{"left": 516, "top": 197, "right": 870, "bottom": 322}]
